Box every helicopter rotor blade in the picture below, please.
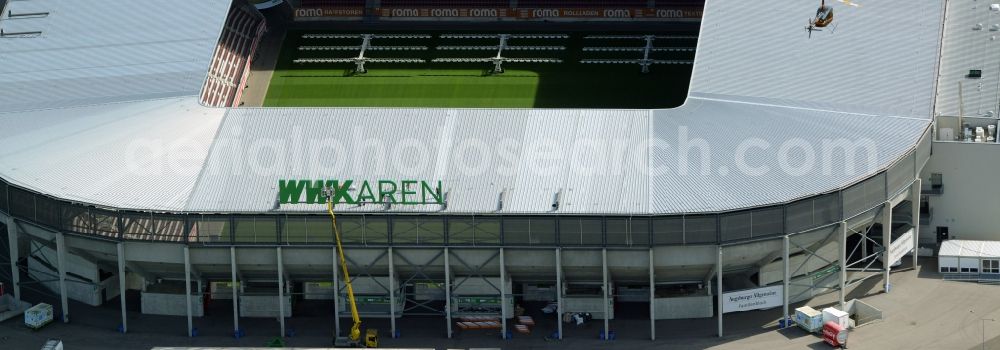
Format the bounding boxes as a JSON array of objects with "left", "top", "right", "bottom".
[{"left": 837, "top": 0, "right": 861, "bottom": 7}]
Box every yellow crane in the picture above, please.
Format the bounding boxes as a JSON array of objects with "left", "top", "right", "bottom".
[{"left": 326, "top": 189, "right": 378, "bottom": 348}]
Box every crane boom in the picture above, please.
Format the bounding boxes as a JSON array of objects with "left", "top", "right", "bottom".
[{"left": 327, "top": 198, "right": 362, "bottom": 343}]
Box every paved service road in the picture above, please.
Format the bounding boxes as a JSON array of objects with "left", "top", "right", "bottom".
[{"left": 2, "top": 259, "right": 1000, "bottom": 349}]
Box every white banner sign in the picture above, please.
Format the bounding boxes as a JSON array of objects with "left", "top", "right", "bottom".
[
  {"left": 888, "top": 228, "right": 915, "bottom": 266},
  {"left": 722, "top": 285, "right": 783, "bottom": 313}
]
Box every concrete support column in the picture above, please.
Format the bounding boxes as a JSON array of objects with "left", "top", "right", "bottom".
[
  {"left": 6, "top": 217, "right": 20, "bottom": 300},
  {"left": 883, "top": 202, "right": 892, "bottom": 293},
  {"left": 332, "top": 247, "right": 340, "bottom": 338},
  {"left": 648, "top": 248, "right": 655, "bottom": 340},
  {"left": 56, "top": 232, "right": 69, "bottom": 323},
  {"left": 117, "top": 243, "right": 127, "bottom": 333},
  {"left": 602, "top": 248, "right": 609, "bottom": 339},
  {"left": 499, "top": 248, "right": 507, "bottom": 339},
  {"left": 716, "top": 245, "right": 723, "bottom": 338},
  {"left": 444, "top": 247, "right": 452, "bottom": 339},
  {"left": 782, "top": 235, "right": 790, "bottom": 327},
  {"left": 277, "top": 247, "right": 285, "bottom": 337},
  {"left": 388, "top": 247, "right": 396, "bottom": 337},
  {"left": 555, "top": 248, "right": 563, "bottom": 340},
  {"left": 912, "top": 179, "right": 921, "bottom": 268},
  {"left": 230, "top": 246, "right": 239, "bottom": 335},
  {"left": 840, "top": 222, "right": 848, "bottom": 309},
  {"left": 184, "top": 246, "right": 192, "bottom": 336}
]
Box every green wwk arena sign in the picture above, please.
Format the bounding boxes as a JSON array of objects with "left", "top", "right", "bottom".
[{"left": 278, "top": 179, "right": 444, "bottom": 205}]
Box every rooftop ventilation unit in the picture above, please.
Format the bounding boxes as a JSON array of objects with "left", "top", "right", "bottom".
[
  {"left": 7, "top": 11, "right": 49, "bottom": 19},
  {"left": 0, "top": 29, "right": 41, "bottom": 38},
  {"left": 498, "top": 189, "right": 507, "bottom": 211}
]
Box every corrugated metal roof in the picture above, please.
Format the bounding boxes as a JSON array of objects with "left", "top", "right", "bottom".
[
  {"left": 647, "top": 97, "right": 928, "bottom": 213},
  {"left": 934, "top": 0, "right": 1000, "bottom": 117},
  {"left": 940, "top": 240, "right": 1000, "bottom": 258},
  {"left": 184, "top": 108, "right": 651, "bottom": 214},
  {"left": 0, "top": 0, "right": 231, "bottom": 112},
  {"left": 691, "top": 0, "right": 943, "bottom": 118},
  {"left": 0, "top": 0, "right": 944, "bottom": 215},
  {"left": 0, "top": 98, "right": 227, "bottom": 211}
]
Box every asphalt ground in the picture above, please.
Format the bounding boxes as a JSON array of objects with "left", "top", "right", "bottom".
[{"left": 4, "top": 258, "right": 1000, "bottom": 349}]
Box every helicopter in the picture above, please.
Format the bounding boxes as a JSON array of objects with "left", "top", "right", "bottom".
[{"left": 806, "top": 0, "right": 861, "bottom": 37}]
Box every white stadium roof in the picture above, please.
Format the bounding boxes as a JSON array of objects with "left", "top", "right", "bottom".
[
  {"left": 934, "top": 0, "right": 1000, "bottom": 118},
  {"left": 0, "top": 0, "right": 943, "bottom": 215},
  {"left": 0, "top": 0, "right": 231, "bottom": 112}
]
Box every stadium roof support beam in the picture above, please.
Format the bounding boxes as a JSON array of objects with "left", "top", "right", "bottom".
[
  {"left": 277, "top": 247, "right": 285, "bottom": 338},
  {"left": 117, "top": 242, "right": 127, "bottom": 333},
  {"left": 911, "top": 180, "right": 921, "bottom": 270},
  {"left": 602, "top": 248, "right": 609, "bottom": 341},
  {"left": 184, "top": 246, "right": 193, "bottom": 337},
  {"left": 6, "top": 217, "right": 20, "bottom": 301},
  {"left": 845, "top": 222, "right": 882, "bottom": 273},
  {"left": 782, "top": 235, "right": 790, "bottom": 329},
  {"left": 388, "top": 247, "right": 396, "bottom": 337},
  {"left": 394, "top": 250, "right": 444, "bottom": 315},
  {"left": 444, "top": 248, "right": 452, "bottom": 339},
  {"left": 332, "top": 246, "right": 340, "bottom": 338},
  {"left": 433, "top": 34, "right": 565, "bottom": 74},
  {"left": 56, "top": 232, "right": 69, "bottom": 323},
  {"left": 230, "top": 246, "right": 240, "bottom": 338},
  {"left": 581, "top": 34, "right": 695, "bottom": 73},
  {"left": 840, "top": 222, "right": 848, "bottom": 309},
  {"left": 785, "top": 235, "right": 840, "bottom": 303},
  {"left": 556, "top": 248, "right": 563, "bottom": 340},
  {"left": 648, "top": 248, "right": 655, "bottom": 340},
  {"left": 295, "top": 34, "right": 427, "bottom": 73},
  {"left": 716, "top": 246, "right": 723, "bottom": 338},
  {"left": 882, "top": 202, "right": 892, "bottom": 294},
  {"left": 500, "top": 248, "right": 507, "bottom": 338},
  {"left": 639, "top": 35, "right": 655, "bottom": 73}
]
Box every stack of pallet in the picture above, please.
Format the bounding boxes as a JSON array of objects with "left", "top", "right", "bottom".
[
  {"left": 515, "top": 315, "right": 535, "bottom": 334},
  {"left": 456, "top": 316, "right": 501, "bottom": 330}
]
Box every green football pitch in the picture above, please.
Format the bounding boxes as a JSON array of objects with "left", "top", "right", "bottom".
[{"left": 263, "top": 30, "right": 694, "bottom": 109}]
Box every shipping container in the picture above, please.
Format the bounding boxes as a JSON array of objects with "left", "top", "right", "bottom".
[
  {"left": 41, "top": 339, "right": 63, "bottom": 350},
  {"left": 795, "top": 306, "right": 823, "bottom": 333},
  {"left": 25, "top": 303, "right": 54, "bottom": 330},
  {"left": 822, "top": 307, "right": 850, "bottom": 329}
]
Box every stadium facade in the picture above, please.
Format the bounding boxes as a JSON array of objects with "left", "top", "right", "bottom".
[{"left": 0, "top": 0, "right": 944, "bottom": 342}]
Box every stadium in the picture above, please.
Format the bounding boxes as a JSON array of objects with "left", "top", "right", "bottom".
[{"left": 0, "top": 0, "right": 951, "bottom": 348}]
